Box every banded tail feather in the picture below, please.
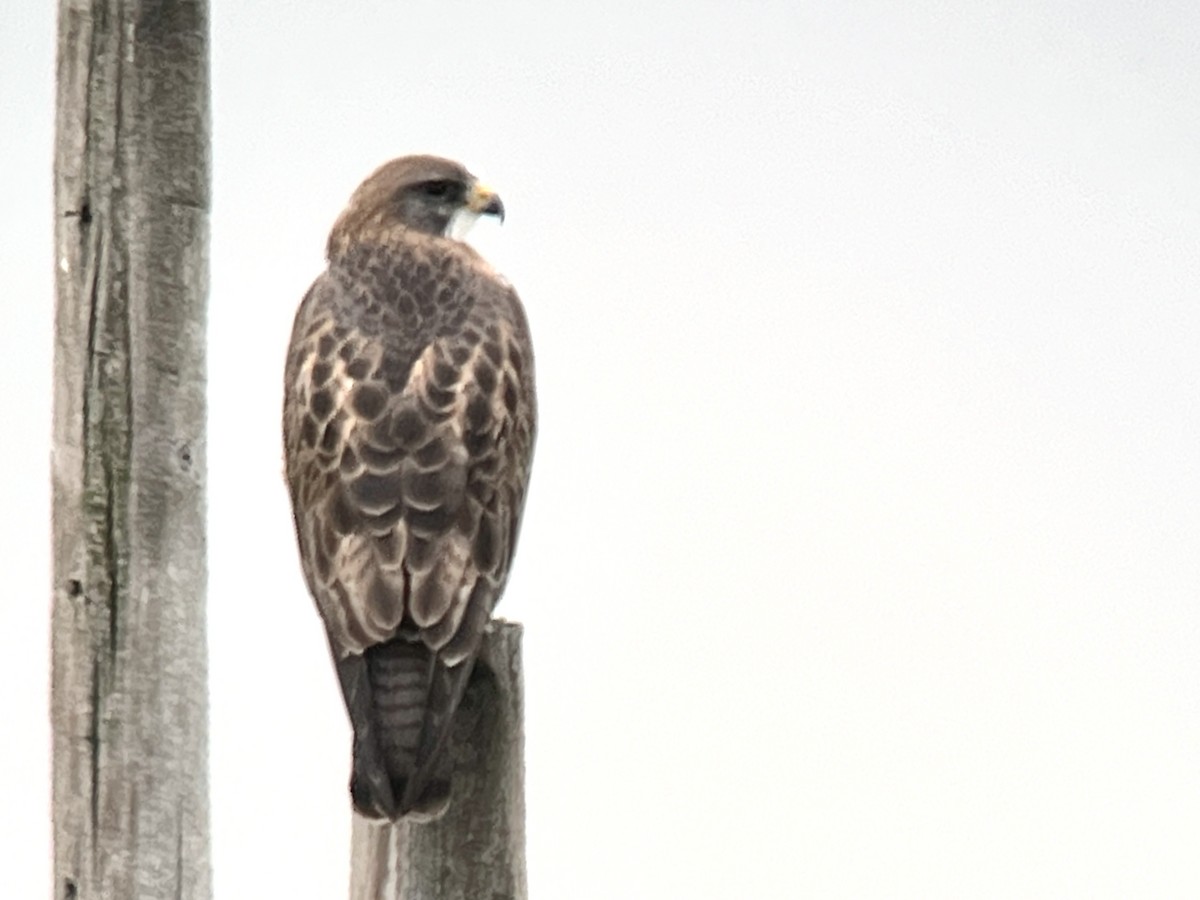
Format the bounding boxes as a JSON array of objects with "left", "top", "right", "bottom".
[{"left": 337, "top": 637, "right": 476, "bottom": 819}]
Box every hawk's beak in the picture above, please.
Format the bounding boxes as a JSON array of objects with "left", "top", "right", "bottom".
[{"left": 467, "top": 183, "right": 505, "bottom": 223}]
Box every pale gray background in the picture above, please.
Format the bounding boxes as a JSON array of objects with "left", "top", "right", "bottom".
[{"left": 3, "top": 2, "right": 1199, "bottom": 897}]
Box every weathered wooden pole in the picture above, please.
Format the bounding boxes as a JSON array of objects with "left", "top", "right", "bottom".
[
  {"left": 51, "top": 1, "right": 211, "bottom": 898},
  {"left": 351, "top": 621, "right": 528, "bottom": 900}
]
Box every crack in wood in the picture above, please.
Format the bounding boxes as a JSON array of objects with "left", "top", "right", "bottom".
[{"left": 87, "top": 655, "right": 101, "bottom": 853}]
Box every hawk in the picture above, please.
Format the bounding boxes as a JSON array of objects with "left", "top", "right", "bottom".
[{"left": 283, "top": 155, "right": 536, "bottom": 820}]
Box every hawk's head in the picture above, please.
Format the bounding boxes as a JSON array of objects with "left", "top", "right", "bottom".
[{"left": 328, "top": 155, "right": 504, "bottom": 257}]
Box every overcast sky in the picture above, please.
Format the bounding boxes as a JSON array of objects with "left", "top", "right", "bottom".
[{"left": 3, "top": 2, "right": 1199, "bottom": 897}]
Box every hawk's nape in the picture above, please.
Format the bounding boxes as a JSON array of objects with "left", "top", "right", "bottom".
[{"left": 282, "top": 155, "right": 536, "bottom": 820}]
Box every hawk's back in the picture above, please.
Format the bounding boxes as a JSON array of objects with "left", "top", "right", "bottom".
[{"left": 283, "top": 229, "right": 535, "bottom": 817}]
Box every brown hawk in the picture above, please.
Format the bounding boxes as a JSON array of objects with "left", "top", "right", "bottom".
[{"left": 283, "top": 155, "right": 536, "bottom": 819}]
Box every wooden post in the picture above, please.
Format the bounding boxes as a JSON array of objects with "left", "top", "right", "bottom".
[
  {"left": 51, "top": 1, "right": 211, "bottom": 898},
  {"left": 350, "top": 621, "right": 528, "bottom": 900}
]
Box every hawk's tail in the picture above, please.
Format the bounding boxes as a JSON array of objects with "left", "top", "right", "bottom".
[{"left": 336, "top": 638, "right": 475, "bottom": 820}]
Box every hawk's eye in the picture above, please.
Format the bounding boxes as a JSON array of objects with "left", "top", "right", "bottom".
[{"left": 419, "top": 180, "right": 455, "bottom": 199}]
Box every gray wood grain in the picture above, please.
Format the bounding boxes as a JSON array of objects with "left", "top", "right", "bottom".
[
  {"left": 52, "top": 1, "right": 211, "bottom": 897},
  {"left": 351, "top": 620, "right": 528, "bottom": 900}
]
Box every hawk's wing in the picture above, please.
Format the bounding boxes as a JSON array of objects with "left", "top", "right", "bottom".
[{"left": 283, "top": 242, "right": 535, "bottom": 816}]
